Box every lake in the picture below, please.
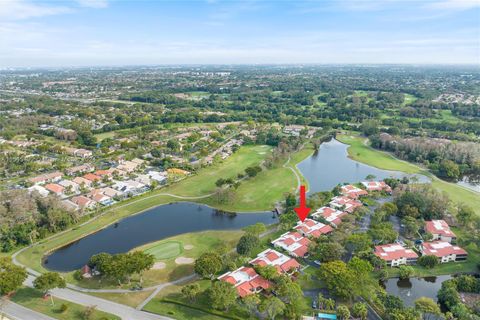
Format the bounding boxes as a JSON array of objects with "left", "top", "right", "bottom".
[
  {"left": 45, "top": 202, "right": 276, "bottom": 272},
  {"left": 382, "top": 275, "right": 453, "bottom": 307},
  {"left": 297, "top": 139, "right": 429, "bottom": 193}
]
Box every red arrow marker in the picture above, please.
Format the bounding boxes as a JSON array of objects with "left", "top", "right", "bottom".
[{"left": 294, "top": 185, "right": 311, "bottom": 222}]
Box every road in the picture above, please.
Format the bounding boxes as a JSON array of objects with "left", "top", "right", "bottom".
[
  {"left": 21, "top": 275, "right": 171, "bottom": 320},
  {"left": 2, "top": 301, "right": 56, "bottom": 320}
]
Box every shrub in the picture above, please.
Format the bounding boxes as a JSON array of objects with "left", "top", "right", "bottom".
[
  {"left": 58, "top": 303, "right": 68, "bottom": 313},
  {"left": 417, "top": 255, "right": 438, "bottom": 269}
]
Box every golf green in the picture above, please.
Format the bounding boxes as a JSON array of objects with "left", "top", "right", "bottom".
[{"left": 144, "top": 241, "right": 183, "bottom": 260}]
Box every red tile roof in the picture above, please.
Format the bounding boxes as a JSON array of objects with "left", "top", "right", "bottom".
[
  {"left": 44, "top": 183, "right": 64, "bottom": 194},
  {"left": 340, "top": 184, "right": 368, "bottom": 199},
  {"left": 425, "top": 220, "right": 456, "bottom": 238},
  {"left": 374, "top": 243, "right": 418, "bottom": 261},
  {"left": 422, "top": 241, "right": 467, "bottom": 258},
  {"left": 84, "top": 173, "right": 101, "bottom": 182}
]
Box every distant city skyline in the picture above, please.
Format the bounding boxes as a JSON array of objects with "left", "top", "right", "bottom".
[{"left": 1, "top": 0, "right": 479, "bottom": 67}]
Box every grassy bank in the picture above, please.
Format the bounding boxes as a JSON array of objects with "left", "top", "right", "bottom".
[
  {"left": 11, "top": 287, "right": 119, "bottom": 320},
  {"left": 336, "top": 133, "right": 480, "bottom": 216},
  {"left": 336, "top": 134, "right": 421, "bottom": 174}
]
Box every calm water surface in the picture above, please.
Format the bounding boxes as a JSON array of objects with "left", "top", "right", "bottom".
[
  {"left": 382, "top": 275, "right": 453, "bottom": 306},
  {"left": 45, "top": 202, "right": 276, "bottom": 271},
  {"left": 298, "top": 139, "right": 429, "bottom": 193}
]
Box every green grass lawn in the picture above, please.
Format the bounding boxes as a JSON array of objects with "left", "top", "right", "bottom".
[
  {"left": 336, "top": 134, "right": 421, "bottom": 174},
  {"left": 11, "top": 287, "right": 119, "bottom": 320},
  {"left": 143, "top": 280, "right": 250, "bottom": 320},
  {"left": 144, "top": 241, "right": 183, "bottom": 260},
  {"left": 403, "top": 93, "right": 417, "bottom": 105},
  {"left": 202, "top": 145, "right": 313, "bottom": 211},
  {"left": 167, "top": 145, "right": 272, "bottom": 197},
  {"left": 88, "top": 290, "right": 155, "bottom": 308},
  {"left": 94, "top": 131, "right": 116, "bottom": 141},
  {"left": 336, "top": 133, "right": 480, "bottom": 216}
]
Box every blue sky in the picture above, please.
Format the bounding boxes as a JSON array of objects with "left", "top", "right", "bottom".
[{"left": 0, "top": 0, "right": 479, "bottom": 67}]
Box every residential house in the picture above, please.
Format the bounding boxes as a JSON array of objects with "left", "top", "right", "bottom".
[
  {"left": 311, "top": 207, "right": 347, "bottom": 227},
  {"left": 71, "top": 195, "right": 95, "bottom": 210},
  {"left": 250, "top": 249, "right": 300, "bottom": 275},
  {"left": 72, "top": 176, "right": 92, "bottom": 188},
  {"left": 340, "top": 185, "right": 368, "bottom": 199},
  {"left": 83, "top": 173, "right": 102, "bottom": 183},
  {"left": 28, "top": 185, "right": 49, "bottom": 197},
  {"left": 94, "top": 169, "right": 113, "bottom": 177},
  {"left": 361, "top": 181, "right": 392, "bottom": 193},
  {"left": 218, "top": 267, "right": 271, "bottom": 298},
  {"left": 112, "top": 180, "right": 146, "bottom": 194},
  {"left": 28, "top": 171, "right": 63, "bottom": 185},
  {"left": 58, "top": 180, "right": 80, "bottom": 195},
  {"left": 134, "top": 174, "right": 152, "bottom": 186},
  {"left": 425, "top": 220, "right": 456, "bottom": 243},
  {"left": 420, "top": 241, "right": 468, "bottom": 263},
  {"left": 374, "top": 243, "right": 419, "bottom": 267},
  {"left": 329, "top": 196, "right": 363, "bottom": 213},
  {"left": 61, "top": 199, "right": 79, "bottom": 211},
  {"left": 294, "top": 219, "right": 333, "bottom": 238},
  {"left": 271, "top": 231, "right": 311, "bottom": 258},
  {"left": 66, "top": 164, "right": 94, "bottom": 176},
  {"left": 64, "top": 147, "right": 93, "bottom": 158},
  {"left": 117, "top": 159, "right": 143, "bottom": 173},
  {"left": 147, "top": 170, "right": 167, "bottom": 184},
  {"left": 44, "top": 183, "right": 65, "bottom": 196},
  {"left": 99, "top": 187, "right": 123, "bottom": 198}
]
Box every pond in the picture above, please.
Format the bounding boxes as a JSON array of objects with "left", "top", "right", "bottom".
[
  {"left": 297, "top": 139, "right": 430, "bottom": 193},
  {"left": 382, "top": 275, "right": 453, "bottom": 307},
  {"left": 45, "top": 202, "right": 276, "bottom": 272},
  {"left": 457, "top": 177, "right": 480, "bottom": 193}
]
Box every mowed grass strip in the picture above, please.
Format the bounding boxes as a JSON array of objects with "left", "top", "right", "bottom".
[{"left": 144, "top": 241, "right": 183, "bottom": 260}]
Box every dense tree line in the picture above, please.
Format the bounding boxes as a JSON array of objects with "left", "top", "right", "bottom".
[
  {"left": 371, "top": 134, "right": 480, "bottom": 182},
  {"left": 0, "top": 190, "right": 77, "bottom": 252}
]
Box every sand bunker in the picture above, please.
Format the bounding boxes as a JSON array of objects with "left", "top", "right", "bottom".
[
  {"left": 175, "top": 257, "right": 194, "bottom": 265},
  {"left": 151, "top": 262, "right": 166, "bottom": 270},
  {"left": 184, "top": 244, "right": 194, "bottom": 250}
]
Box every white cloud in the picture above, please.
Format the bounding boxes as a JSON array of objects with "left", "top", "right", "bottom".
[
  {"left": 76, "top": 0, "right": 109, "bottom": 9},
  {"left": 426, "top": 0, "right": 480, "bottom": 10},
  {"left": 0, "top": 0, "right": 71, "bottom": 20}
]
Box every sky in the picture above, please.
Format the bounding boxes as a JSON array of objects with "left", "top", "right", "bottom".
[{"left": 0, "top": 0, "right": 479, "bottom": 67}]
